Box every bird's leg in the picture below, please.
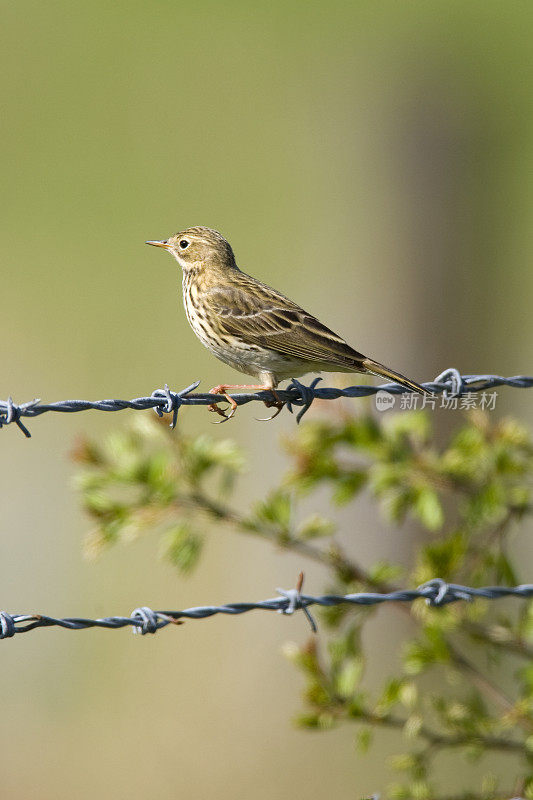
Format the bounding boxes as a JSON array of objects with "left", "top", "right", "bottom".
[{"left": 208, "top": 384, "right": 284, "bottom": 423}]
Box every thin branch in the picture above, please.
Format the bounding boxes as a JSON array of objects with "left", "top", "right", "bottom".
[
  {"left": 355, "top": 710, "right": 525, "bottom": 753},
  {"left": 464, "top": 620, "right": 533, "bottom": 660}
]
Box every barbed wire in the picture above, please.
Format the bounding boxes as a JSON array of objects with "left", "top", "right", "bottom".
[
  {"left": 2, "top": 578, "right": 533, "bottom": 639},
  {"left": 1, "top": 369, "right": 532, "bottom": 437}
]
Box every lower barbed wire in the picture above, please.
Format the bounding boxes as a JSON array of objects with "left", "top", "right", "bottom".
[{"left": 2, "top": 579, "right": 533, "bottom": 640}]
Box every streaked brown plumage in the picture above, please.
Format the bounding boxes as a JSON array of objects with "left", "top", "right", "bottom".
[{"left": 146, "top": 226, "right": 427, "bottom": 420}]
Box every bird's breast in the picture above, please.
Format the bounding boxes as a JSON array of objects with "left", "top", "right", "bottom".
[
  {"left": 182, "top": 276, "right": 231, "bottom": 356},
  {"left": 181, "top": 276, "right": 306, "bottom": 380},
  {"left": 183, "top": 279, "right": 211, "bottom": 343}
]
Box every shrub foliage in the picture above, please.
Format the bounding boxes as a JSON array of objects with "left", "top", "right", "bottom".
[{"left": 73, "top": 406, "right": 533, "bottom": 800}]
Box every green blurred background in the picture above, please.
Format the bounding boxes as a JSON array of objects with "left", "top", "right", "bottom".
[{"left": 1, "top": 2, "right": 533, "bottom": 797}]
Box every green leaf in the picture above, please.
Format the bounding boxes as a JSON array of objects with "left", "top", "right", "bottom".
[
  {"left": 409, "top": 780, "right": 431, "bottom": 800},
  {"left": 347, "top": 693, "right": 366, "bottom": 718},
  {"left": 295, "top": 713, "right": 321, "bottom": 729},
  {"left": 343, "top": 415, "right": 383, "bottom": 448},
  {"left": 384, "top": 410, "right": 431, "bottom": 445},
  {"left": 507, "top": 484, "right": 531, "bottom": 512},
  {"left": 253, "top": 490, "right": 292, "bottom": 530},
  {"left": 417, "top": 531, "right": 466, "bottom": 580},
  {"left": 356, "top": 727, "right": 373, "bottom": 753},
  {"left": 316, "top": 712, "right": 335, "bottom": 730},
  {"left": 399, "top": 682, "right": 418, "bottom": 709},
  {"left": 494, "top": 551, "right": 519, "bottom": 586},
  {"left": 335, "top": 657, "right": 364, "bottom": 698},
  {"left": 465, "top": 482, "right": 506, "bottom": 529},
  {"left": 382, "top": 488, "right": 414, "bottom": 524},
  {"left": 368, "top": 560, "right": 404, "bottom": 585},
  {"left": 305, "top": 683, "right": 332, "bottom": 707},
  {"left": 145, "top": 451, "right": 178, "bottom": 494},
  {"left": 282, "top": 641, "right": 321, "bottom": 677},
  {"left": 390, "top": 753, "right": 418, "bottom": 773},
  {"left": 403, "top": 714, "right": 423, "bottom": 740},
  {"left": 160, "top": 523, "right": 203, "bottom": 573},
  {"left": 332, "top": 471, "right": 367, "bottom": 505},
  {"left": 388, "top": 783, "right": 413, "bottom": 800},
  {"left": 297, "top": 514, "right": 335, "bottom": 540},
  {"left": 413, "top": 487, "right": 444, "bottom": 531},
  {"left": 376, "top": 678, "right": 403, "bottom": 713},
  {"left": 403, "top": 641, "right": 435, "bottom": 675}
]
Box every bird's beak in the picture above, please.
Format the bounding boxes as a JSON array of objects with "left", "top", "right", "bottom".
[{"left": 145, "top": 240, "right": 170, "bottom": 249}]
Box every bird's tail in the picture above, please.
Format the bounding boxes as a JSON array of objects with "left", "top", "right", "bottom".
[{"left": 362, "top": 358, "right": 428, "bottom": 396}]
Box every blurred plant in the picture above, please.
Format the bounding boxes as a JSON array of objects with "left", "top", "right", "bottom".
[{"left": 73, "top": 407, "right": 533, "bottom": 800}]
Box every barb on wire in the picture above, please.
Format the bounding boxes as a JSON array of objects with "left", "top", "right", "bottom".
[
  {"left": 0, "top": 370, "right": 532, "bottom": 437},
  {"left": 2, "top": 578, "right": 533, "bottom": 640},
  {"left": 277, "top": 571, "right": 318, "bottom": 632}
]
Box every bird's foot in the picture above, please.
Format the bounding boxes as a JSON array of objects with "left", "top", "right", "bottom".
[
  {"left": 208, "top": 385, "right": 238, "bottom": 424},
  {"left": 255, "top": 389, "right": 285, "bottom": 422},
  {"left": 207, "top": 384, "right": 285, "bottom": 423}
]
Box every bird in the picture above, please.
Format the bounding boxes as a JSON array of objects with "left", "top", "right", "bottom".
[{"left": 146, "top": 226, "right": 428, "bottom": 422}]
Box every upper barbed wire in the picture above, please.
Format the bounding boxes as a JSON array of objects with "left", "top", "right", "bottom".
[
  {"left": 1, "top": 579, "right": 533, "bottom": 639},
  {"left": 1, "top": 369, "right": 532, "bottom": 437}
]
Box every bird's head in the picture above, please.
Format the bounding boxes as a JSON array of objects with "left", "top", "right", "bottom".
[{"left": 146, "top": 226, "right": 237, "bottom": 272}]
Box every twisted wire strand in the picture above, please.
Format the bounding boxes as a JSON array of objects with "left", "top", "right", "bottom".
[
  {"left": 2, "top": 579, "right": 533, "bottom": 639},
  {"left": 0, "top": 370, "right": 531, "bottom": 437}
]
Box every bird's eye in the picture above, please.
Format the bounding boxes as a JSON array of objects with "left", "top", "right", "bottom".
[{"left": 179, "top": 240, "right": 189, "bottom": 249}]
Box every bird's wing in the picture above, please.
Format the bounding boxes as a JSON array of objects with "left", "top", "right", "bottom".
[{"left": 204, "top": 280, "right": 366, "bottom": 367}]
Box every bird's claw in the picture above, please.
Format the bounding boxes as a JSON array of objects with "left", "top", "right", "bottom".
[
  {"left": 255, "top": 396, "right": 285, "bottom": 422},
  {"left": 208, "top": 402, "right": 236, "bottom": 423},
  {"left": 208, "top": 386, "right": 237, "bottom": 423}
]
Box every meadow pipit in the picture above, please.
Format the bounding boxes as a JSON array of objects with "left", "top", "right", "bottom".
[{"left": 146, "top": 227, "right": 427, "bottom": 421}]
